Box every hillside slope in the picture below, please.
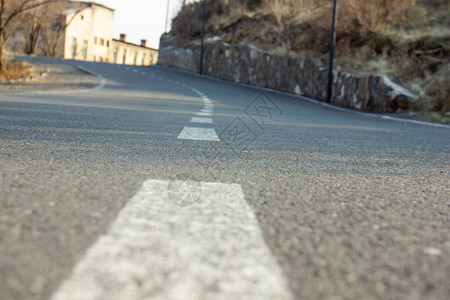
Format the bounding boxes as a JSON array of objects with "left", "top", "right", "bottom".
[{"left": 169, "top": 0, "right": 449, "bottom": 116}]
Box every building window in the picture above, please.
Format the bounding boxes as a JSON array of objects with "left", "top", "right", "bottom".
[
  {"left": 133, "top": 51, "right": 137, "bottom": 65},
  {"left": 106, "top": 40, "right": 110, "bottom": 47},
  {"left": 81, "top": 15, "right": 84, "bottom": 20},
  {"left": 71, "top": 37, "right": 77, "bottom": 59},
  {"left": 82, "top": 40, "right": 88, "bottom": 60},
  {"left": 94, "top": 37, "right": 98, "bottom": 45},
  {"left": 122, "top": 49, "right": 127, "bottom": 64},
  {"left": 141, "top": 54, "right": 145, "bottom": 65},
  {"left": 93, "top": 56, "right": 96, "bottom": 62},
  {"left": 100, "top": 38, "right": 104, "bottom": 46}
]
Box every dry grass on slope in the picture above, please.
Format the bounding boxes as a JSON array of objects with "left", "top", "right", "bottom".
[
  {"left": 0, "top": 59, "right": 32, "bottom": 82},
  {"left": 170, "top": 0, "right": 449, "bottom": 113}
]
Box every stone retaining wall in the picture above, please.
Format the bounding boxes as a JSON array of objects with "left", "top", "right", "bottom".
[{"left": 158, "top": 39, "right": 416, "bottom": 112}]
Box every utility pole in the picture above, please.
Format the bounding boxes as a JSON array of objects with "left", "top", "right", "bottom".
[
  {"left": 326, "top": 0, "right": 338, "bottom": 103},
  {"left": 199, "top": 0, "right": 207, "bottom": 74},
  {"left": 165, "top": 0, "right": 171, "bottom": 33}
]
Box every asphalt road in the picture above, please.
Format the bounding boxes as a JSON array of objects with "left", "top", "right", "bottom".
[{"left": 0, "top": 57, "right": 449, "bottom": 300}]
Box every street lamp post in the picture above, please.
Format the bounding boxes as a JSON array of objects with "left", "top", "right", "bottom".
[
  {"left": 165, "top": 0, "right": 171, "bottom": 33},
  {"left": 326, "top": 0, "right": 338, "bottom": 103},
  {"left": 199, "top": 0, "right": 207, "bottom": 74}
]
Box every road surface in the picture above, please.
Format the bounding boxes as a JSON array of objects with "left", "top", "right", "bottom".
[{"left": 0, "top": 57, "right": 449, "bottom": 300}]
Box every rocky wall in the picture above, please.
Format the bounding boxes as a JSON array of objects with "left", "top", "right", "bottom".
[{"left": 158, "top": 39, "right": 416, "bottom": 112}]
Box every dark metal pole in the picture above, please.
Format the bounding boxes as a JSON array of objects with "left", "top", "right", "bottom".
[
  {"left": 326, "top": 0, "right": 338, "bottom": 103},
  {"left": 165, "top": 0, "right": 171, "bottom": 33},
  {"left": 199, "top": 0, "right": 207, "bottom": 74}
]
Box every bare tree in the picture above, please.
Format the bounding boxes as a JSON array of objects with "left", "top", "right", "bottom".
[
  {"left": 23, "top": 7, "right": 44, "bottom": 55},
  {"left": 40, "top": 14, "right": 65, "bottom": 57},
  {"left": 40, "top": 2, "right": 85, "bottom": 57},
  {"left": 0, "top": 0, "right": 59, "bottom": 73}
]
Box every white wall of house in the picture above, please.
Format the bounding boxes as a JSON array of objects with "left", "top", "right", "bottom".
[
  {"left": 90, "top": 5, "right": 114, "bottom": 62},
  {"left": 62, "top": 2, "right": 157, "bottom": 65},
  {"left": 63, "top": 4, "right": 114, "bottom": 62}
]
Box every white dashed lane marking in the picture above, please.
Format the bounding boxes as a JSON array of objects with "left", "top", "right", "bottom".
[
  {"left": 191, "top": 117, "right": 213, "bottom": 124},
  {"left": 177, "top": 127, "right": 219, "bottom": 141},
  {"left": 147, "top": 75, "right": 218, "bottom": 141},
  {"left": 196, "top": 112, "right": 212, "bottom": 117},
  {"left": 51, "top": 180, "right": 294, "bottom": 300}
]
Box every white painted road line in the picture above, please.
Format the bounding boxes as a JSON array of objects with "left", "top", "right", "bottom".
[
  {"left": 191, "top": 117, "right": 213, "bottom": 124},
  {"left": 196, "top": 112, "right": 212, "bottom": 117},
  {"left": 201, "top": 109, "right": 212, "bottom": 113},
  {"left": 60, "top": 63, "right": 106, "bottom": 93},
  {"left": 51, "top": 180, "right": 293, "bottom": 300},
  {"left": 177, "top": 127, "right": 219, "bottom": 141}
]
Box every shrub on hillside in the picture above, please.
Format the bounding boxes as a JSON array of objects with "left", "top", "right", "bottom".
[
  {"left": 171, "top": 0, "right": 263, "bottom": 38},
  {"left": 335, "top": 0, "right": 417, "bottom": 34},
  {"left": 171, "top": 0, "right": 223, "bottom": 38},
  {"left": 0, "top": 59, "right": 31, "bottom": 82},
  {"left": 427, "top": 76, "right": 450, "bottom": 111}
]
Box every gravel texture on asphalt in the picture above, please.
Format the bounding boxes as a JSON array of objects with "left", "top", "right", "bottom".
[{"left": 0, "top": 57, "right": 449, "bottom": 300}]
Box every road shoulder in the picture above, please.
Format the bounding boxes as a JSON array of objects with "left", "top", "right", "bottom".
[{"left": 0, "top": 57, "right": 101, "bottom": 94}]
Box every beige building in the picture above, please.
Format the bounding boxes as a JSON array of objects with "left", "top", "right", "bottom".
[
  {"left": 112, "top": 35, "right": 158, "bottom": 66},
  {"left": 61, "top": 1, "right": 158, "bottom": 65}
]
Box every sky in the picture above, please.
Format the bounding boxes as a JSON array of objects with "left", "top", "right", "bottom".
[{"left": 91, "top": 0, "right": 190, "bottom": 49}]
